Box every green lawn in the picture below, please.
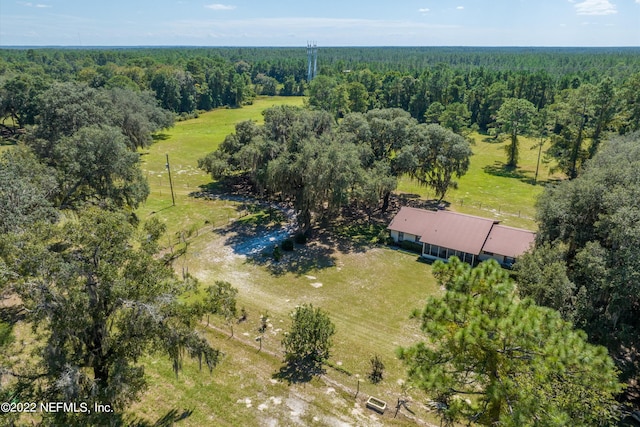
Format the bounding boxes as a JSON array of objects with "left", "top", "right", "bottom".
[
  {"left": 398, "top": 133, "right": 563, "bottom": 230},
  {"left": 137, "top": 96, "right": 305, "bottom": 237}
]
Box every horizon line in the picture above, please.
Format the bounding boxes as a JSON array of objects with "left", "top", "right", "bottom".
[{"left": 1, "top": 45, "right": 639, "bottom": 49}]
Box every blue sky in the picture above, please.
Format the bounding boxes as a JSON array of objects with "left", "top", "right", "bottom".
[{"left": 1, "top": 0, "right": 638, "bottom": 46}]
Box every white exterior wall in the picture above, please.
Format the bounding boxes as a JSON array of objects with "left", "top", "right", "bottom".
[{"left": 389, "top": 230, "right": 419, "bottom": 243}]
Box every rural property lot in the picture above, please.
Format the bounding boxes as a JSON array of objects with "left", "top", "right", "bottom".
[{"left": 129, "top": 96, "right": 556, "bottom": 425}]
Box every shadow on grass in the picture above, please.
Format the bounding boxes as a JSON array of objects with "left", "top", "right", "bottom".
[
  {"left": 482, "top": 135, "right": 502, "bottom": 144},
  {"left": 214, "top": 218, "right": 293, "bottom": 253},
  {"left": 321, "top": 224, "right": 378, "bottom": 255},
  {"left": 0, "top": 305, "right": 28, "bottom": 324},
  {"left": 245, "top": 240, "right": 337, "bottom": 277},
  {"left": 274, "top": 360, "right": 325, "bottom": 384},
  {"left": 128, "top": 408, "right": 194, "bottom": 427},
  {"left": 152, "top": 133, "right": 171, "bottom": 142},
  {"left": 196, "top": 181, "right": 226, "bottom": 194},
  {"left": 483, "top": 162, "right": 537, "bottom": 185},
  {"left": 395, "top": 195, "right": 450, "bottom": 211}
]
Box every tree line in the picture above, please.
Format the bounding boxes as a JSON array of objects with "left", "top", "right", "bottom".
[
  {"left": 2, "top": 48, "right": 638, "bottom": 181},
  {"left": 2, "top": 46, "right": 639, "bottom": 121}
]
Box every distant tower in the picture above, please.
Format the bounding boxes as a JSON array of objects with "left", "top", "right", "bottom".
[{"left": 307, "top": 42, "right": 318, "bottom": 81}]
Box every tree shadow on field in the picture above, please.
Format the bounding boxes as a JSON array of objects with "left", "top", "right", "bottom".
[
  {"left": 128, "top": 408, "right": 194, "bottom": 426},
  {"left": 274, "top": 359, "right": 325, "bottom": 384},
  {"left": 483, "top": 162, "right": 536, "bottom": 185},
  {"left": 245, "top": 239, "right": 337, "bottom": 277},
  {"left": 0, "top": 304, "right": 28, "bottom": 324},
  {"left": 482, "top": 134, "right": 503, "bottom": 144},
  {"left": 152, "top": 133, "right": 171, "bottom": 142}
]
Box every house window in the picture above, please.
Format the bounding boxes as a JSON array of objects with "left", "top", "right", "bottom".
[
  {"left": 439, "top": 247, "right": 448, "bottom": 259},
  {"left": 464, "top": 253, "right": 474, "bottom": 264},
  {"left": 398, "top": 232, "right": 404, "bottom": 241},
  {"left": 415, "top": 235, "right": 420, "bottom": 243}
]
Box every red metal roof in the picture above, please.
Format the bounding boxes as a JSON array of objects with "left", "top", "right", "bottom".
[
  {"left": 483, "top": 224, "right": 536, "bottom": 258},
  {"left": 419, "top": 210, "right": 498, "bottom": 254},
  {"left": 389, "top": 207, "right": 536, "bottom": 258},
  {"left": 387, "top": 206, "right": 436, "bottom": 237}
]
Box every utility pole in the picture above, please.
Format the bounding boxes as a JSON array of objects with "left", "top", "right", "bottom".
[{"left": 166, "top": 154, "right": 175, "bottom": 206}]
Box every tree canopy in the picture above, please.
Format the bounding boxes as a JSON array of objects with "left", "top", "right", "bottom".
[
  {"left": 1, "top": 209, "right": 220, "bottom": 426},
  {"left": 519, "top": 132, "right": 640, "bottom": 390},
  {"left": 495, "top": 98, "right": 537, "bottom": 167},
  {"left": 281, "top": 304, "right": 335, "bottom": 379},
  {"left": 398, "top": 258, "right": 622, "bottom": 427},
  {"left": 200, "top": 106, "right": 472, "bottom": 231},
  {"left": 0, "top": 145, "right": 58, "bottom": 234}
]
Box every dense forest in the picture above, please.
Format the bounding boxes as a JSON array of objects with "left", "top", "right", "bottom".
[
  {"left": 2, "top": 46, "right": 639, "bottom": 177},
  {"left": 1, "top": 46, "right": 640, "bottom": 425}
]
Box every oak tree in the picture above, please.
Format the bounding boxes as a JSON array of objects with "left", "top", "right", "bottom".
[{"left": 4, "top": 209, "right": 220, "bottom": 426}]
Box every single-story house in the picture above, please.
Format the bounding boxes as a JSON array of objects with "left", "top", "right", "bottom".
[{"left": 387, "top": 207, "right": 535, "bottom": 267}]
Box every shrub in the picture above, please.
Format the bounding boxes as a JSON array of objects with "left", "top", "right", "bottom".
[
  {"left": 272, "top": 245, "right": 282, "bottom": 261},
  {"left": 368, "top": 354, "right": 385, "bottom": 384},
  {"left": 282, "top": 304, "right": 335, "bottom": 374},
  {"left": 281, "top": 238, "right": 294, "bottom": 251},
  {"left": 400, "top": 240, "right": 423, "bottom": 253},
  {"left": 294, "top": 232, "right": 307, "bottom": 245},
  {"left": 375, "top": 229, "right": 390, "bottom": 244}
]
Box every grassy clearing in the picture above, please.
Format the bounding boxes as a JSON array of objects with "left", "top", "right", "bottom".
[
  {"left": 137, "top": 96, "right": 305, "bottom": 237},
  {"left": 132, "top": 245, "right": 441, "bottom": 426},
  {"left": 398, "top": 133, "right": 563, "bottom": 230}
]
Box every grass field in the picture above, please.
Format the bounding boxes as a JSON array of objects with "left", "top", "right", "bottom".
[
  {"left": 136, "top": 96, "right": 305, "bottom": 237},
  {"left": 397, "top": 134, "right": 562, "bottom": 230},
  {"left": 127, "top": 97, "right": 564, "bottom": 425},
  {"left": 132, "top": 98, "right": 445, "bottom": 425}
]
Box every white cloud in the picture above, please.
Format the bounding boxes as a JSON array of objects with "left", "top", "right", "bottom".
[
  {"left": 18, "top": 1, "right": 51, "bottom": 7},
  {"left": 574, "top": 0, "right": 617, "bottom": 15},
  {"left": 456, "top": 6, "right": 465, "bottom": 10},
  {"left": 418, "top": 8, "right": 430, "bottom": 12},
  {"left": 636, "top": 0, "right": 639, "bottom": 4},
  {"left": 204, "top": 4, "right": 235, "bottom": 10}
]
